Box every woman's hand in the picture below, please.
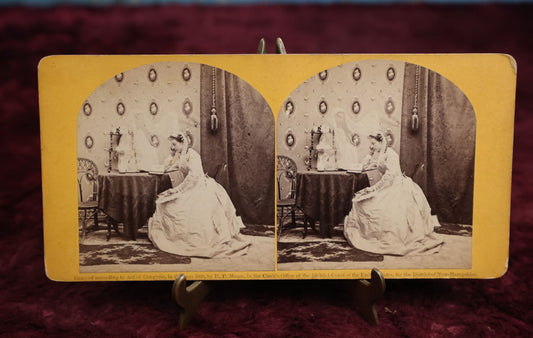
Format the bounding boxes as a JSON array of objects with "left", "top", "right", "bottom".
[
  {"left": 165, "top": 163, "right": 180, "bottom": 172},
  {"left": 363, "top": 163, "right": 377, "bottom": 171},
  {"left": 158, "top": 188, "right": 176, "bottom": 198},
  {"left": 354, "top": 187, "right": 374, "bottom": 202}
]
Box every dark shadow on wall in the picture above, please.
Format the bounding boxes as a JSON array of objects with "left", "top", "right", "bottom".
[
  {"left": 200, "top": 65, "right": 275, "bottom": 225},
  {"left": 401, "top": 63, "right": 475, "bottom": 225}
]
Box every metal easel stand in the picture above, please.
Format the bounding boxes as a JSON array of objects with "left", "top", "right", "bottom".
[
  {"left": 171, "top": 38, "right": 386, "bottom": 329},
  {"left": 172, "top": 268, "right": 385, "bottom": 329},
  {"left": 348, "top": 268, "right": 386, "bottom": 325},
  {"left": 172, "top": 274, "right": 211, "bottom": 330}
]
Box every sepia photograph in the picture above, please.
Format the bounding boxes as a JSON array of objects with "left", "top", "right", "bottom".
[
  {"left": 276, "top": 60, "right": 475, "bottom": 271},
  {"left": 77, "top": 62, "right": 275, "bottom": 273}
]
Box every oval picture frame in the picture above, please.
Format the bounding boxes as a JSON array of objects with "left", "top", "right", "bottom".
[
  {"left": 385, "top": 98, "right": 395, "bottom": 115},
  {"left": 148, "top": 67, "right": 157, "bottom": 82},
  {"left": 116, "top": 102, "right": 125, "bottom": 116},
  {"left": 83, "top": 102, "right": 92, "bottom": 116},
  {"left": 149, "top": 102, "right": 158, "bottom": 115},
  {"left": 319, "top": 100, "right": 328, "bottom": 114},
  {"left": 318, "top": 70, "right": 328, "bottom": 81},
  {"left": 285, "top": 100, "right": 295, "bottom": 116},
  {"left": 286, "top": 131, "right": 295, "bottom": 147},
  {"left": 353, "top": 67, "right": 362, "bottom": 81},
  {"left": 352, "top": 100, "right": 361, "bottom": 114},
  {"left": 84, "top": 135, "right": 94, "bottom": 149},
  {"left": 150, "top": 134, "right": 160, "bottom": 148},
  {"left": 115, "top": 72, "right": 124, "bottom": 82},
  {"left": 387, "top": 66, "right": 396, "bottom": 81},
  {"left": 182, "top": 67, "right": 191, "bottom": 82},
  {"left": 183, "top": 98, "right": 193, "bottom": 116},
  {"left": 351, "top": 133, "right": 360, "bottom": 146}
]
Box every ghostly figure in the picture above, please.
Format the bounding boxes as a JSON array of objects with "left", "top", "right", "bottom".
[
  {"left": 332, "top": 110, "right": 359, "bottom": 170},
  {"left": 115, "top": 129, "right": 138, "bottom": 173},
  {"left": 315, "top": 126, "right": 336, "bottom": 171}
]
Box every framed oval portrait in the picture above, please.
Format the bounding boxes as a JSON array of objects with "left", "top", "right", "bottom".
[
  {"left": 353, "top": 67, "right": 362, "bottom": 81},
  {"left": 318, "top": 70, "right": 328, "bottom": 81},
  {"left": 116, "top": 102, "right": 125, "bottom": 116},
  {"left": 115, "top": 72, "right": 124, "bottom": 82},
  {"left": 149, "top": 101, "right": 158, "bottom": 115},
  {"left": 285, "top": 100, "right": 295, "bottom": 116},
  {"left": 186, "top": 129, "right": 194, "bottom": 147},
  {"left": 319, "top": 100, "right": 328, "bottom": 114},
  {"left": 385, "top": 130, "right": 394, "bottom": 147},
  {"left": 387, "top": 67, "right": 396, "bottom": 81},
  {"left": 352, "top": 100, "right": 361, "bottom": 114},
  {"left": 83, "top": 102, "right": 92, "bottom": 116},
  {"left": 285, "top": 131, "right": 295, "bottom": 147},
  {"left": 385, "top": 98, "right": 395, "bottom": 115},
  {"left": 183, "top": 98, "right": 193, "bottom": 116},
  {"left": 182, "top": 67, "right": 191, "bottom": 82},
  {"left": 84, "top": 135, "right": 94, "bottom": 149},
  {"left": 150, "top": 134, "right": 160, "bottom": 147},
  {"left": 351, "top": 133, "right": 360, "bottom": 146},
  {"left": 148, "top": 67, "right": 157, "bottom": 82}
]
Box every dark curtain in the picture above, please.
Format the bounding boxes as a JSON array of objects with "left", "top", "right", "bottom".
[
  {"left": 401, "top": 63, "right": 475, "bottom": 225},
  {"left": 200, "top": 65, "right": 275, "bottom": 225}
]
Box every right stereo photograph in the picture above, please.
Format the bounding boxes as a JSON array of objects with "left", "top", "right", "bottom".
[{"left": 276, "top": 60, "right": 475, "bottom": 271}]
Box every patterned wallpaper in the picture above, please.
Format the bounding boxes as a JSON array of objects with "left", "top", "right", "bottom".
[
  {"left": 77, "top": 62, "right": 201, "bottom": 174},
  {"left": 277, "top": 59, "right": 405, "bottom": 171}
]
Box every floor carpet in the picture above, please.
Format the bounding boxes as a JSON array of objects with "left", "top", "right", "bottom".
[
  {"left": 79, "top": 243, "right": 191, "bottom": 266},
  {"left": 79, "top": 223, "right": 274, "bottom": 267},
  {"left": 277, "top": 219, "right": 471, "bottom": 263},
  {"left": 277, "top": 241, "right": 384, "bottom": 263}
]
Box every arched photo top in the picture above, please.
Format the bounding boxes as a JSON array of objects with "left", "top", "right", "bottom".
[
  {"left": 277, "top": 59, "right": 476, "bottom": 228},
  {"left": 76, "top": 61, "right": 276, "bottom": 248}
]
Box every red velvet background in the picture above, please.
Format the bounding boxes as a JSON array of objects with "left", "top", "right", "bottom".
[{"left": 1, "top": 4, "right": 532, "bottom": 336}]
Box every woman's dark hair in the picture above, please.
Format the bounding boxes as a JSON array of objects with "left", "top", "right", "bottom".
[
  {"left": 369, "top": 133, "right": 384, "bottom": 142},
  {"left": 169, "top": 133, "right": 185, "bottom": 143}
]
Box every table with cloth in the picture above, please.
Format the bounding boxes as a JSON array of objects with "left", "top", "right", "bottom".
[
  {"left": 97, "top": 172, "right": 177, "bottom": 240},
  {"left": 295, "top": 170, "right": 369, "bottom": 237}
]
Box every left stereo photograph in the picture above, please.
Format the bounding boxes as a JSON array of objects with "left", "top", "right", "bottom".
[{"left": 40, "top": 58, "right": 276, "bottom": 280}]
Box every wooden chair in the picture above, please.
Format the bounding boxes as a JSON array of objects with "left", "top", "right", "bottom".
[
  {"left": 77, "top": 158, "right": 113, "bottom": 240},
  {"left": 277, "top": 155, "right": 299, "bottom": 240}
]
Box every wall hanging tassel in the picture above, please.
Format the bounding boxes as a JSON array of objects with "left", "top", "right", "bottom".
[
  {"left": 210, "top": 67, "right": 219, "bottom": 133},
  {"left": 411, "top": 65, "right": 420, "bottom": 133}
]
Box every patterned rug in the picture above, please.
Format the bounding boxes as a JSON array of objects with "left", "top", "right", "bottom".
[
  {"left": 435, "top": 223, "right": 473, "bottom": 236},
  {"left": 79, "top": 243, "right": 191, "bottom": 266},
  {"left": 79, "top": 224, "right": 273, "bottom": 267},
  {"left": 277, "top": 241, "right": 384, "bottom": 263},
  {"left": 241, "top": 224, "right": 275, "bottom": 237},
  {"left": 277, "top": 220, "right": 471, "bottom": 264}
]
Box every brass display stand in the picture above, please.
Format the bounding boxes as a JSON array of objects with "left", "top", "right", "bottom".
[
  {"left": 172, "top": 274, "right": 211, "bottom": 330},
  {"left": 172, "top": 39, "right": 386, "bottom": 329},
  {"left": 173, "top": 268, "right": 385, "bottom": 330}
]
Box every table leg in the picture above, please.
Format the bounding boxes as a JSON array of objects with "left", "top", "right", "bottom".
[{"left": 303, "top": 216, "right": 317, "bottom": 239}]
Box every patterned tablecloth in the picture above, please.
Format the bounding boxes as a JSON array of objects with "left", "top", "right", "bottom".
[
  {"left": 98, "top": 173, "right": 174, "bottom": 240},
  {"left": 295, "top": 170, "right": 369, "bottom": 237}
]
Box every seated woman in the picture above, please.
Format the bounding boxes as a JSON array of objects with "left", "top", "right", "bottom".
[
  {"left": 148, "top": 132, "right": 250, "bottom": 258},
  {"left": 343, "top": 131, "right": 444, "bottom": 256}
]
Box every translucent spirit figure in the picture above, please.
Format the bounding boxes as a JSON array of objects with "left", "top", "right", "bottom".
[
  {"left": 332, "top": 110, "right": 359, "bottom": 171},
  {"left": 315, "top": 126, "right": 337, "bottom": 171},
  {"left": 115, "top": 129, "right": 138, "bottom": 173}
]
